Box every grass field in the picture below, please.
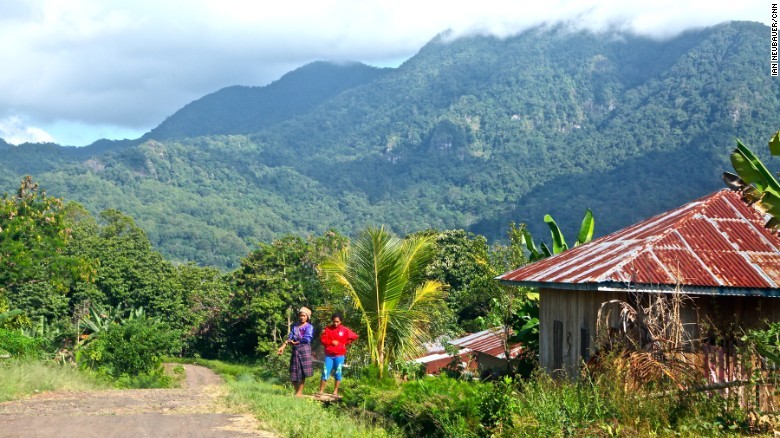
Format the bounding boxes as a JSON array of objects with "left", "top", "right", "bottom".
[{"left": 0, "top": 359, "right": 106, "bottom": 402}]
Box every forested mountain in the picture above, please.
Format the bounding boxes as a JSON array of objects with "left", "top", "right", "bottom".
[
  {"left": 147, "top": 61, "right": 390, "bottom": 139},
  {"left": 2, "top": 21, "right": 778, "bottom": 269}
]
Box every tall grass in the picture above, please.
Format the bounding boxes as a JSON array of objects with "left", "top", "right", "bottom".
[
  {"left": 0, "top": 359, "right": 106, "bottom": 402},
  {"left": 177, "top": 357, "right": 760, "bottom": 437},
  {"left": 225, "top": 376, "right": 392, "bottom": 438},
  {"left": 181, "top": 358, "right": 394, "bottom": 438}
]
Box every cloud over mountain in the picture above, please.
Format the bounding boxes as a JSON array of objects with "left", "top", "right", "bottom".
[{"left": 0, "top": 0, "right": 765, "bottom": 145}]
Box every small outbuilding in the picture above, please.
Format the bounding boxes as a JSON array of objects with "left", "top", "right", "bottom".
[
  {"left": 498, "top": 189, "right": 780, "bottom": 377},
  {"left": 413, "top": 328, "right": 522, "bottom": 375}
]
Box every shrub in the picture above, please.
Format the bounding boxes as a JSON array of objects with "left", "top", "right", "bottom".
[
  {"left": 78, "top": 318, "right": 181, "bottom": 379},
  {"left": 387, "top": 376, "right": 483, "bottom": 437},
  {"left": 253, "top": 352, "right": 290, "bottom": 383},
  {"left": 0, "top": 328, "right": 47, "bottom": 359},
  {"left": 341, "top": 374, "right": 399, "bottom": 413},
  {"left": 479, "top": 376, "right": 520, "bottom": 437}
]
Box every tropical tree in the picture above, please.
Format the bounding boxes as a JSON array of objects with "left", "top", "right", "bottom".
[
  {"left": 423, "top": 229, "right": 494, "bottom": 332},
  {"left": 229, "top": 231, "right": 346, "bottom": 356},
  {"left": 483, "top": 223, "right": 539, "bottom": 375},
  {"left": 321, "top": 226, "right": 445, "bottom": 377},
  {"left": 0, "top": 177, "right": 90, "bottom": 322}
]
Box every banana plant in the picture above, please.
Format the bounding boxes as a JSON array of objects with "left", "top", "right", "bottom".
[
  {"left": 79, "top": 304, "right": 124, "bottom": 335},
  {"left": 20, "top": 315, "right": 62, "bottom": 342},
  {"left": 724, "top": 130, "right": 780, "bottom": 230},
  {"left": 521, "top": 209, "right": 595, "bottom": 262},
  {"left": 0, "top": 309, "right": 25, "bottom": 329}
]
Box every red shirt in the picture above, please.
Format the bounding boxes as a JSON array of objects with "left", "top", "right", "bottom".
[{"left": 320, "top": 325, "right": 359, "bottom": 357}]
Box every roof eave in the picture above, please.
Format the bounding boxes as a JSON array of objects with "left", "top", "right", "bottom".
[{"left": 497, "top": 279, "right": 780, "bottom": 297}]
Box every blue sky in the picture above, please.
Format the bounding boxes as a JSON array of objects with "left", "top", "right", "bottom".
[{"left": 0, "top": 0, "right": 768, "bottom": 146}]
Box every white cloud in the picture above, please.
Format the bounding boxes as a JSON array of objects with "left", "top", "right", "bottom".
[
  {"left": 0, "top": 115, "right": 55, "bottom": 145},
  {"left": 0, "top": 0, "right": 768, "bottom": 146}
]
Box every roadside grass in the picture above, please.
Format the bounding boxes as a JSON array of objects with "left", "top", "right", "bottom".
[
  {"left": 168, "top": 357, "right": 765, "bottom": 437},
  {"left": 174, "top": 358, "right": 393, "bottom": 438},
  {"left": 0, "top": 359, "right": 107, "bottom": 402}
]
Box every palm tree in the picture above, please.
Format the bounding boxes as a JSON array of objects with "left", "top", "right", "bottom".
[{"left": 321, "top": 226, "right": 445, "bottom": 377}]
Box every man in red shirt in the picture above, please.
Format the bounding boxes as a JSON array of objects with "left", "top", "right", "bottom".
[{"left": 318, "top": 312, "right": 359, "bottom": 397}]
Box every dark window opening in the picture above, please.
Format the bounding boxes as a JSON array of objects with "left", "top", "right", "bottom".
[
  {"left": 553, "top": 320, "right": 563, "bottom": 370},
  {"left": 581, "top": 328, "right": 590, "bottom": 361}
]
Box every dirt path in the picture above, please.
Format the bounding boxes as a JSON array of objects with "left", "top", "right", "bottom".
[{"left": 0, "top": 364, "right": 276, "bottom": 437}]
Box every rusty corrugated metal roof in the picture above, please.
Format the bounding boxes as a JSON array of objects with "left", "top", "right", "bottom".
[
  {"left": 449, "top": 328, "right": 521, "bottom": 358},
  {"left": 498, "top": 189, "right": 780, "bottom": 296},
  {"left": 413, "top": 328, "right": 522, "bottom": 373}
]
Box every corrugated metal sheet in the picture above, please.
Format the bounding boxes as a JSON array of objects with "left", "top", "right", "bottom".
[
  {"left": 412, "top": 329, "right": 521, "bottom": 374},
  {"left": 498, "top": 190, "right": 780, "bottom": 296},
  {"left": 449, "top": 328, "right": 521, "bottom": 358}
]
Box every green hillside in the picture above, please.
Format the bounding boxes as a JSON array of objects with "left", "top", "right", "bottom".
[
  {"left": 2, "top": 21, "right": 778, "bottom": 269},
  {"left": 147, "top": 61, "right": 390, "bottom": 139}
]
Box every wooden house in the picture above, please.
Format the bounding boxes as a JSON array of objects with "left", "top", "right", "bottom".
[{"left": 498, "top": 189, "right": 780, "bottom": 377}]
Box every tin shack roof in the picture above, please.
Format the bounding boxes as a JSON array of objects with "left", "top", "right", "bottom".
[
  {"left": 449, "top": 328, "right": 522, "bottom": 359},
  {"left": 498, "top": 189, "right": 780, "bottom": 296}
]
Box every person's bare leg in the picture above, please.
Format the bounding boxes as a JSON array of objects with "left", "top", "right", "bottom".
[
  {"left": 294, "top": 379, "right": 306, "bottom": 396},
  {"left": 318, "top": 379, "right": 326, "bottom": 395},
  {"left": 332, "top": 379, "right": 341, "bottom": 396},
  {"left": 295, "top": 378, "right": 306, "bottom": 396}
]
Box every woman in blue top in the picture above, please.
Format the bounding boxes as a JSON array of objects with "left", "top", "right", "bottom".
[{"left": 277, "top": 306, "right": 314, "bottom": 396}]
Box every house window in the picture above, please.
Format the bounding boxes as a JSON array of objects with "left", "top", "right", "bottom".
[
  {"left": 581, "top": 328, "right": 590, "bottom": 361},
  {"left": 553, "top": 320, "right": 563, "bottom": 370}
]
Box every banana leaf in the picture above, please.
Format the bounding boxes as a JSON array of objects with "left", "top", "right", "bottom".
[
  {"left": 731, "top": 147, "right": 765, "bottom": 190},
  {"left": 0, "top": 309, "right": 23, "bottom": 324},
  {"left": 575, "top": 209, "right": 594, "bottom": 246},
  {"left": 769, "top": 130, "right": 780, "bottom": 156},
  {"left": 521, "top": 228, "right": 542, "bottom": 262},
  {"left": 766, "top": 216, "right": 780, "bottom": 231},
  {"left": 544, "top": 214, "right": 568, "bottom": 254},
  {"left": 732, "top": 140, "right": 780, "bottom": 196},
  {"left": 540, "top": 241, "right": 552, "bottom": 258},
  {"left": 758, "top": 191, "right": 780, "bottom": 219}
]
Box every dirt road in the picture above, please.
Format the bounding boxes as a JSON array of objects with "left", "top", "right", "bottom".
[{"left": 0, "top": 364, "right": 275, "bottom": 437}]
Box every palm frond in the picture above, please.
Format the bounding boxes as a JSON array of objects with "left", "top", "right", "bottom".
[{"left": 319, "top": 226, "right": 445, "bottom": 374}]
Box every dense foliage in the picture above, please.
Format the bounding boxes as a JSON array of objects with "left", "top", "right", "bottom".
[
  {"left": 0, "top": 175, "right": 532, "bottom": 366},
  {"left": 0, "top": 22, "right": 776, "bottom": 268},
  {"left": 78, "top": 316, "right": 181, "bottom": 380},
  {"left": 0, "top": 177, "right": 89, "bottom": 321},
  {"left": 333, "top": 366, "right": 761, "bottom": 437},
  {"left": 224, "top": 232, "right": 347, "bottom": 356}
]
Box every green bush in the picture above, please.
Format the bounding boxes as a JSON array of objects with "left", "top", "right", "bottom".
[
  {"left": 77, "top": 318, "right": 181, "bottom": 379},
  {"left": 479, "top": 376, "right": 520, "bottom": 437},
  {"left": 341, "top": 375, "right": 399, "bottom": 413},
  {"left": 387, "top": 377, "right": 483, "bottom": 437},
  {"left": 0, "top": 328, "right": 47, "bottom": 359},
  {"left": 253, "top": 352, "right": 290, "bottom": 383}
]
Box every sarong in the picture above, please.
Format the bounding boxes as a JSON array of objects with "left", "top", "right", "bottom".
[{"left": 289, "top": 343, "right": 313, "bottom": 382}]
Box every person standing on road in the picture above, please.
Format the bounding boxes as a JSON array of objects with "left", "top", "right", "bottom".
[
  {"left": 277, "top": 307, "right": 314, "bottom": 396},
  {"left": 318, "top": 312, "right": 359, "bottom": 398}
]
